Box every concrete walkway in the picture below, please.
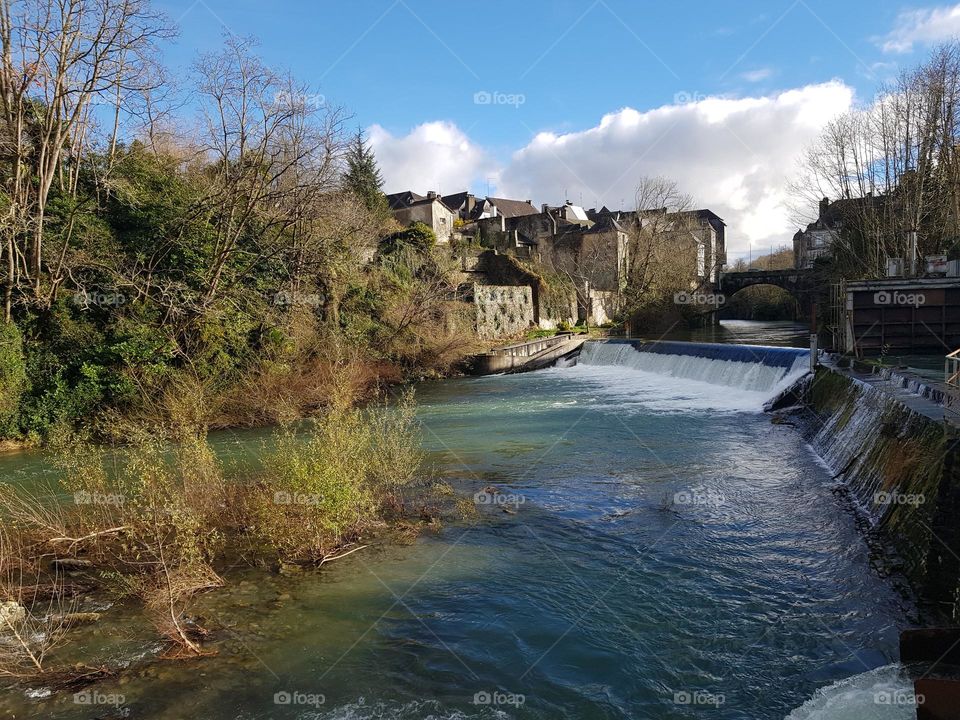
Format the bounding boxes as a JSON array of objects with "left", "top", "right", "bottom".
[
  {"left": 469, "top": 334, "right": 587, "bottom": 375},
  {"left": 820, "top": 354, "right": 960, "bottom": 428}
]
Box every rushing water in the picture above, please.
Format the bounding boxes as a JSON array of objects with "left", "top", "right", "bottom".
[{"left": 1, "top": 337, "right": 921, "bottom": 719}]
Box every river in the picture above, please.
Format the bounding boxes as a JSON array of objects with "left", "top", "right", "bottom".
[{"left": 0, "top": 322, "right": 921, "bottom": 719}]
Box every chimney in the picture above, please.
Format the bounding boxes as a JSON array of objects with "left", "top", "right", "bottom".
[
  {"left": 464, "top": 194, "right": 476, "bottom": 215},
  {"left": 542, "top": 204, "right": 550, "bottom": 214},
  {"left": 819, "top": 197, "right": 829, "bottom": 217},
  {"left": 427, "top": 191, "right": 438, "bottom": 200}
]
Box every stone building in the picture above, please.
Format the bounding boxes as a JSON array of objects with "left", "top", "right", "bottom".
[
  {"left": 385, "top": 190, "right": 457, "bottom": 244},
  {"left": 589, "top": 207, "right": 726, "bottom": 285},
  {"left": 792, "top": 195, "right": 889, "bottom": 270},
  {"left": 793, "top": 197, "right": 842, "bottom": 270}
]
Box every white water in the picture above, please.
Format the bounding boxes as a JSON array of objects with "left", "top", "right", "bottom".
[
  {"left": 579, "top": 342, "right": 809, "bottom": 394},
  {"left": 566, "top": 342, "right": 811, "bottom": 414},
  {"left": 784, "top": 665, "right": 918, "bottom": 720}
]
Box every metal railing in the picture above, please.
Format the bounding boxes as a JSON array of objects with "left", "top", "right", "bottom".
[
  {"left": 489, "top": 333, "right": 576, "bottom": 359},
  {"left": 947, "top": 348, "right": 960, "bottom": 414}
]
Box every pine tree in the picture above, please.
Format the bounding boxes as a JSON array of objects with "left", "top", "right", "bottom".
[{"left": 343, "top": 129, "right": 388, "bottom": 218}]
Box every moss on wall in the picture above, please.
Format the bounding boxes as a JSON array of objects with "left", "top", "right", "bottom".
[{"left": 800, "top": 366, "right": 958, "bottom": 615}]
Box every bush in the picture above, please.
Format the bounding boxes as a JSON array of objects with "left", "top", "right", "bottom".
[
  {"left": 253, "top": 389, "right": 423, "bottom": 561},
  {"left": 381, "top": 221, "right": 436, "bottom": 253},
  {"left": 0, "top": 322, "right": 27, "bottom": 434}
]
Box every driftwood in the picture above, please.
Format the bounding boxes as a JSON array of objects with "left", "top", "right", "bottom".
[{"left": 319, "top": 545, "right": 369, "bottom": 565}]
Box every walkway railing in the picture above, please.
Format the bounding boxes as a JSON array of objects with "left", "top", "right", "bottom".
[
  {"left": 947, "top": 348, "right": 960, "bottom": 414},
  {"left": 489, "top": 333, "right": 576, "bottom": 359}
]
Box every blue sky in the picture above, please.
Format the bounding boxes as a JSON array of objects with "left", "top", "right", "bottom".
[{"left": 154, "top": 0, "right": 960, "bottom": 257}]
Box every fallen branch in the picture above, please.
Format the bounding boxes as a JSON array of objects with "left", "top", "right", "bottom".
[
  {"left": 319, "top": 545, "right": 369, "bottom": 565},
  {"left": 47, "top": 526, "right": 129, "bottom": 549}
]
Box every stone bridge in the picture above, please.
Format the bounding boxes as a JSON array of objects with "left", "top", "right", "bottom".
[{"left": 717, "top": 269, "right": 819, "bottom": 317}]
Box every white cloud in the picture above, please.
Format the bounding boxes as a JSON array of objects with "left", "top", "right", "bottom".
[
  {"left": 741, "top": 68, "right": 774, "bottom": 82},
  {"left": 880, "top": 3, "right": 960, "bottom": 53},
  {"left": 368, "top": 121, "right": 497, "bottom": 196},
  {"left": 370, "top": 82, "right": 854, "bottom": 257},
  {"left": 498, "top": 81, "right": 854, "bottom": 255}
]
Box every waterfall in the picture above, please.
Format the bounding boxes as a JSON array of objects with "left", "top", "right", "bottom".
[
  {"left": 578, "top": 340, "right": 811, "bottom": 396},
  {"left": 784, "top": 665, "right": 917, "bottom": 719},
  {"left": 797, "top": 369, "right": 948, "bottom": 584}
]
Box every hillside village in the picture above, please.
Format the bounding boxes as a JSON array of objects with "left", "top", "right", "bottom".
[{"left": 386, "top": 189, "right": 728, "bottom": 338}]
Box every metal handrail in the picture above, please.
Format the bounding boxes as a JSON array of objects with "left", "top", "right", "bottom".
[
  {"left": 489, "top": 333, "right": 576, "bottom": 358},
  {"left": 946, "top": 348, "right": 960, "bottom": 414}
]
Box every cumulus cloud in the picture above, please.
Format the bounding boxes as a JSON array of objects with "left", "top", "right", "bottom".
[
  {"left": 370, "top": 83, "right": 854, "bottom": 256},
  {"left": 880, "top": 3, "right": 960, "bottom": 53},
  {"left": 497, "top": 82, "right": 854, "bottom": 255},
  {"left": 368, "top": 121, "right": 497, "bottom": 196}
]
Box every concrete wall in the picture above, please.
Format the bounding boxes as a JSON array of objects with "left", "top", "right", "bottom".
[
  {"left": 474, "top": 251, "right": 579, "bottom": 329},
  {"left": 473, "top": 284, "right": 534, "bottom": 339},
  {"left": 796, "top": 366, "right": 960, "bottom": 614},
  {"left": 587, "top": 289, "right": 618, "bottom": 325}
]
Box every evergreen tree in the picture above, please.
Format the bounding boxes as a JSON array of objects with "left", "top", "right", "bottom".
[{"left": 343, "top": 129, "right": 389, "bottom": 218}]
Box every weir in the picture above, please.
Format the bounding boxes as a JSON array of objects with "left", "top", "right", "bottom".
[{"left": 575, "top": 339, "right": 811, "bottom": 394}]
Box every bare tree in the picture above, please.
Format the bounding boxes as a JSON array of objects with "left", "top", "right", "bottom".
[
  {"left": 193, "top": 35, "right": 347, "bottom": 304},
  {"left": 0, "top": 0, "right": 174, "bottom": 318},
  {"left": 791, "top": 42, "right": 960, "bottom": 277},
  {"left": 621, "top": 177, "right": 702, "bottom": 317}
]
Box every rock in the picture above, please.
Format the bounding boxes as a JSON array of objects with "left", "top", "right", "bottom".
[
  {"left": 0, "top": 600, "right": 26, "bottom": 625},
  {"left": 277, "top": 562, "right": 302, "bottom": 576},
  {"left": 277, "top": 593, "right": 292, "bottom": 602}
]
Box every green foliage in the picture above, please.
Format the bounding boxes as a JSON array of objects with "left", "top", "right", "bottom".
[
  {"left": 0, "top": 116, "right": 468, "bottom": 440},
  {"left": 381, "top": 221, "right": 436, "bottom": 254},
  {"left": 343, "top": 129, "right": 389, "bottom": 219},
  {"left": 0, "top": 322, "right": 27, "bottom": 434},
  {"left": 254, "top": 390, "right": 424, "bottom": 559}
]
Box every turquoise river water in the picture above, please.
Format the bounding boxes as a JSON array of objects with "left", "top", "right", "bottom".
[{"left": 0, "top": 327, "right": 923, "bottom": 719}]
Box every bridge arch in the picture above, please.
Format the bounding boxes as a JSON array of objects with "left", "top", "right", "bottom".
[
  {"left": 717, "top": 269, "right": 817, "bottom": 320},
  {"left": 719, "top": 283, "right": 802, "bottom": 321}
]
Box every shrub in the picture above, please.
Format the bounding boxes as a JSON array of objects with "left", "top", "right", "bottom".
[
  {"left": 0, "top": 322, "right": 27, "bottom": 435},
  {"left": 253, "top": 389, "right": 423, "bottom": 561}
]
